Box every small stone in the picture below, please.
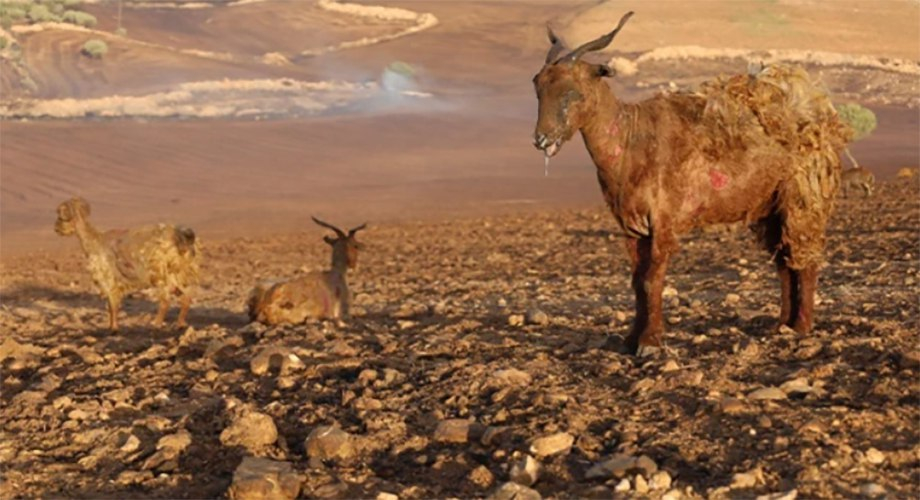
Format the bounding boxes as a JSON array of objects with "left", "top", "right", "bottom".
[
  {"left": 228, "top": 457, "right": 302, "bottom": 500},
  {"left": 529, "top": 432, "right": 574, "bottom": 457},
  {"left": 724, "top": 293, "right": 741, "bottom": 305},
  {"left": 493, "top": 368, "right": 532, "bottom": 386},
  {"left": 376, "top": 493, "right": 399, "bottom": 500},
  {"left": 649, "top": 470, "right": 672, "bottom": 490},
  {"left": 756, "top": 490, "right": 798, "bottom": 500},
  {"left": 585, "top": 454, "right": 635, "bottom": 479},
  {"left": 304, "top": 426, "right": 355, "bottom": 461},
  {"left": 434, "top": 419, "right": 472, "bottom": 444},
  {"left": 142, "top": 431, "right": 192, "bottom": 470},
  {"left": 469, "top": 465, "right": 495, "bottom": 489},
  {"left": 780, "top": 377, "right": 812, "bottom": 395},
  {"left": 661, "top": 360, "right": 680, "bottom": 372},
  {"left": 859, "top": 483, "right": 885, "bottom": 498},
  {"left": 798, "top": 420, "right": 826, "bottom": 434},
  {"left": 251, "top": 347, "right": 304, "bottom": 376},
  {"left": 662, "top": 286, "right": 678, "bottom": 299},
  {"left": 509, "top": 454, "right": 541, "bottom": 486},
  {"left": 220, "top": 412, "right": 278, "bottom": 453},
  {"left": 357, "top": 369, "right": 379, "bottom": 384},
  {"left": 634, "top": 455, "right": 657, "bottom": 476},
  {"left": 508, "top": 314, "right": 525, "bottom": 327},
  {"left": 730, "top": 468, "right": 764, "bottom": 489},
  {"left": 661, "top": 489, "right": 682, "bottom": 500},
  {"left": 116, "top": 470, "right": 153, "bottom": 485},
  {"left": 488, "top": 482, "right": 541, "bottom": 500},
  {"left": 614, "top": 311, "right": 628, "bottom": 323},
  {"left": 120, "top": 434, "right": 141, "bottom": 454},
  {"left": 899, "top": 350, "right": 920, "bottom": 370},
  {"left": 864, "top": 448, "right": 885, "bottom": 465},
  {"left": 525, "top": 308, "right": 550, "bottom": 326},
  {"left": 748, "top": 387, "right": 787, "bottom": 400},
  {"left": 614, "top": 478, "right": 631, "bottom": 492},
  {"left": 720, "top": 397, "right": 745, "bottom": 415},
  {"left": 634, "top": 474, "right": 649, "bottom": 494}
]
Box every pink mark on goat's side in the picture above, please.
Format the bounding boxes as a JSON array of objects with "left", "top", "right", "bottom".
[
  {"left": 607, "top": 120, "right": 620, "bottom": 137},
  {"left": 709, "top": 169, "right": 729, "bottom": 190}
]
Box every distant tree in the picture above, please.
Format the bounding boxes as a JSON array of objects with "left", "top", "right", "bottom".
[
  {"left": 28, "top": 5, "right": 59, "bottom": 23},
  {"left": 835, "top": 103, "right": 877, "bottom": 168},
  {"left": 82, "top": 38, "right": 107, "bottom": 59}
]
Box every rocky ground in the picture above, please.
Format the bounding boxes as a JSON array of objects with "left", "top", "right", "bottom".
[{"left": 1, "top": 180, "right": 918, "bottom": 499}]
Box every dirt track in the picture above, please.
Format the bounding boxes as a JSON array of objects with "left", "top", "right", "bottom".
[{"left": 1, "top": 180, "right": 917, "bottom": 499}]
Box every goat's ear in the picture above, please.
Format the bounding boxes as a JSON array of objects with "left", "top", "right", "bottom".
[
  {"left": 71, "top": 197, "right": 91, "bottom": 218},
  {"left": 594, "top": 64, "right": 615, "bottom": 78},
  {"left": 324, "top": 235, "right": 336, "bottom": 245}
]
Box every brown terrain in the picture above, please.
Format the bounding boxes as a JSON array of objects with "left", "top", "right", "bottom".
[{"left": 1, "top": 0, "right": 918, "bottom": 499}]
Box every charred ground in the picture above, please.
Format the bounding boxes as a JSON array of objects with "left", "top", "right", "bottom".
[{"left": 1, "top": 180, "right": 917, "bottom": 499}]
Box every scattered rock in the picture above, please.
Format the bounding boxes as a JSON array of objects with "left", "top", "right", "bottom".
[
  {"left": 859, "top": 483, "right": 886, "bottom": 498},
  {"left": 724, "top": 293, "right": 741, "bottom": 305},
  {"left": 756, "top": 490, "right": 798, "bottom": 500},
  {"left": 529, "top": 432, "right": 574, "bottom": 457},
  {"left": 251, "top": 347, "right": 304, "bottom": 376},
  {"left": 220, "top": 411, "right": 278, "bottom": 453},
  {"left": 469, "top": 465, "right": 495, "bottom": 489},
  {"left": 489, "top": 482, "right": 541, "bottom": 500},
  {"left": 585, "top": 454, "right": 635, "bottom": 479},
  {"left": 720, "top": 397, "right": 746, "bottom": 415},
  {"left": 525, "top": 308, "right": 550, "bottom": 326},
  {"left": 228, "top": 457, "right": 302, "bottom": 500},
  {"left": 434, "top": 419, "right": 473, "bottom": 444},
  {"left": 0, "top": 338, "right": 43, "bottom": 370},
  {"left": 492, "top": 368, "right": 532, "bottom": 386},
  {"left": 649, "top": 470, "right": 672, "bottom": 490},
  {"left": 780, "top": 377, "right": 812, "bottom": 395},
  {"left": 748, "top": 387, "right": 787, "bottom": 400},
  {"left": 634, "top": 455, "right": 658, "bottom": 476},
  {"left": 730, "top": 468, "right": 765, "bottom": 489},
  {"left": 661, "top": 489, "right": 682, "bottom": 500},
  {"left": 120, "top": 434, "right": 141, "bottom": 454},
  {"left": 614, "top": 478, "right": 631, "bottom": 492},
  {"left": 864, "top": 447, "right": 886, "bottom": 465},
  {"left": 634, "top": 474, "right": 649, "bottom": 494},
  {"left": 509, "top": 454, "right": 541, "bottom": 486},
  {"left": 508, "top": 314, "right": 525, "bottom": 327},
  {"left": 142, "top": 431, "right": 192, "bottom": 471},
  {"left": 304, "top": 426, "right": 355, "bottom": 461}
]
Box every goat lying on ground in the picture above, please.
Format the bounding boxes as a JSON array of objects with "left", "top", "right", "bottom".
[
  {"left": 54, "top": 197, "right": 200, "bottom": 331},
  {"left": 841, "top": 167, "right": 875, "bottom": 198},
  {"left": 532, "top": 12, "right": 851, "bottom": 355},
  {"left": 248, "top": 217, "right": 366, "bottom": 326}
]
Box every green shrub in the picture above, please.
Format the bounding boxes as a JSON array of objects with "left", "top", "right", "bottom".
[
  {"left": 835, "top": 103, "right": 877, "bottom": 141},
  {"left": 28, "top": 5, "right": 59, "bottom": 23},
  {"left": 62, "top": 10, "right": 95, "bottom": 27},
  {"left": 0, "top": 37, "right": 7, "bottom": 50},
  {"left": 64, "top": 0, "right": 84, "bottom": 7},
  {"left": 81, "top": 38, "right": 107, "bottom": 59},
  {"left": 0, "top": 4, "right": 27, "bottom": 21},
  {"left": 114, "top": 27, "right": 127, "bottom": 37},
  {"left": 1, "top": 15, "right": 12, "bottom": 30}
]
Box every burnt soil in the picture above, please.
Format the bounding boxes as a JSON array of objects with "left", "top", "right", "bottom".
[{"left": 1, "top": 180, "right": 918, "bottom": 499}]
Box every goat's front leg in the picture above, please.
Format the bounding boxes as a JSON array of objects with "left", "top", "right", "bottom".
[
  {"left": 624, "top": 236, "right": 673, "bottom": 355},
  {"left": 792, "top": 264, "right": 819, "bottom": 333}
]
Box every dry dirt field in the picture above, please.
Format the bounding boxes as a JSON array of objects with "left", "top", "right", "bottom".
[
  {"left": 1, "top": 181, "right": 918, "bottom": 499},
  {"left": 1, "top": 0, "right": 919, "bottom": 499}
]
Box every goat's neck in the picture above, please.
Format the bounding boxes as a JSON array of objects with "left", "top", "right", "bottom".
[
  {"left": 579, "top": 83, "right": 630, "bottom": 177},
  {"left": 73, "top": 219, "right": 107, "bottom": 257},
  {"left": 330, "top": 247, "right": 349, "bottom": 276}
]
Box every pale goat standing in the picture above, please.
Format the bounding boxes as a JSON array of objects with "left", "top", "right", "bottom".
[
  {"left": 532, "top": 12, "right": 851, "bottom": 355},
  {"left": 247, "top": 217, "right": 366, "bottom": 326},
  {"left": 54, "top": 197, "right": 200, "bottom": 331}
]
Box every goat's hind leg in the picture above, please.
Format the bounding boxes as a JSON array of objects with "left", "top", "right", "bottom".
[
  {"left": 106, "top": 294, "right": 122, "bottom": 331},
  {"left": 757, "top": 214, "right": 798, "bottom": 330},
  {"left": 153, "top": 295, "right": 170, "bottom": 327},
  {"left": 792, "top": 264, "right": 818, "bottom": 333},
  {"left": 176, "top": 292, "right": 191, "bottom": 328}
]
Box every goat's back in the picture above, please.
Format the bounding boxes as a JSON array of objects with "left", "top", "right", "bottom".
[
  {"left": 247, "top": 272, "right": 344, "bottom": 325},
  {"left": 105, "top": 223, "right": 201, "bottom": 290}
]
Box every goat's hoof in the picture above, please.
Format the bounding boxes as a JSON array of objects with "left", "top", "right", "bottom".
[{"left": 635, "top": 344, "right": 663, "bottom": 358}]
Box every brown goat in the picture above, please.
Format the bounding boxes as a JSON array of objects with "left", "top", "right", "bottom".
[
  {"left": 247, "top": 217, "right": 366, "bottom": 326},
  {"left": 54, "top": 197, "right": 200, "bottom": 331},
  {"left": 841, "top": 166, "right": 875, "bottom": 198},
  {"left": 532, "top": 12, "right": 851, "bottom": 355}
]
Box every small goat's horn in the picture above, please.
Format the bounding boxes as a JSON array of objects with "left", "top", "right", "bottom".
[
  {"left": 311, "top": 216, "right": 345, "bottom": 238},
  {"left": 348, "top": 223, "right": 367, "bottom": 237},
  {"left": 545, "top": 24, "right": 565, "bottom": 64},
  {"left": 561, "top": 11, "right": 634, "bottom": 63}
]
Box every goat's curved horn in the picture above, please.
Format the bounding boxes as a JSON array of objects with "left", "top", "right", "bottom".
[
  {"left": 348, "top": 223, "right": 367, "bottom": 237},
  {"left": 311, "top": 216, "right": 345, "bottom": 238},
  {"left": 545, "top": 24, "right": 565, "bottom": 64},
  {"left": 561, "top": 11, "right": 634, "bottom": 63}
]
